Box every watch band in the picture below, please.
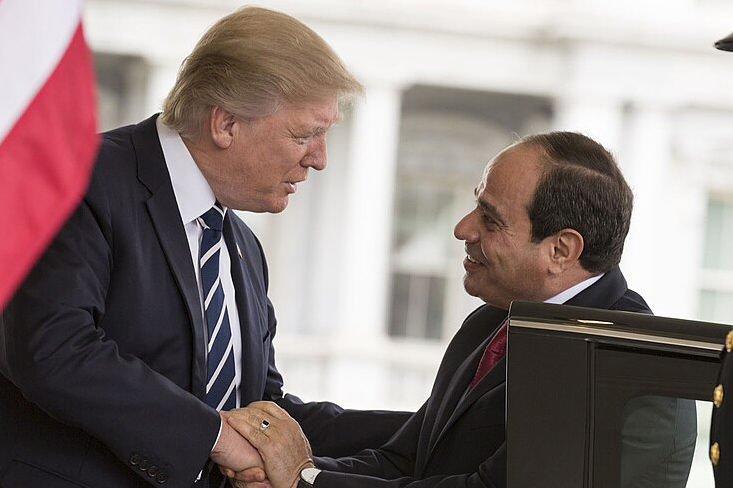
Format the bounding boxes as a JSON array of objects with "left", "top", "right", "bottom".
[{"left": 299, "top": 466, "right": 321, "bottom": 487}]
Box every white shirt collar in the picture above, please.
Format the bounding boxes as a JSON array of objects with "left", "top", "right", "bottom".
[
  {"left": 544, "top": 273, "right": 604, "bottom": 305},
  {"left": 156, "top": 116, "right": 219, "bottom": 225}
]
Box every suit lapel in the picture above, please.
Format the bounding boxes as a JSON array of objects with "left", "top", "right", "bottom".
[
  {"left": 223, "top": 216, "right": 268, "bottom": 405},
  {"left": 444, "top": 355, "right": 506, "bottom": 429},
  {"left": 426, "top": 342, "right": 506, "bottom": 465},
  {"left": 420, "top": 307, "right": 507, "bottom": 471},
  {"left": 427, "top": 337, "right": 487, "bottom": 448},
  {"left": 134, "top": 115, "right": 208, "bottom": 399}
]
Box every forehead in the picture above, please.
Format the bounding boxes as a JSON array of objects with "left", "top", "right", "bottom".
[
  {"left": 280, "top": 98, "right": 340, "bottom": 127},
  {"left": 477, "top": 143, "right": 543, "bottom": 211}
]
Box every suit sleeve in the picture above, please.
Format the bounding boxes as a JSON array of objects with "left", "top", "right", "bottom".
[
  {"left": 314, "top": 401, "right": 425, "bottom": 478},
  {"left": 277, "top": 392, "right": 413, "bottom": 458},
  {"left": 2, "top": 196, "right": 219, "bottom": 488},
  {"left": 314, "top": 445, "right": 505, "bottom": 488},
  {"left": 309, "top": 402, "right": 505, "bottom": 488}
]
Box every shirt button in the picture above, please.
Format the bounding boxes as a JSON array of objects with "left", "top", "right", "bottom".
[{"left": 129, "top": 453, "right": 141, "bottom": 466}]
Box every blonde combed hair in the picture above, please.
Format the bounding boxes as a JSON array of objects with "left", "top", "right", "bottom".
[{"left": 161, "top": 6, "right": 363, "bottom": 139}]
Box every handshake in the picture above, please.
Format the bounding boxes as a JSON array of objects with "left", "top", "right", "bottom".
[{"left": 210, "top": 401, "right": 314, "bottom": 488}]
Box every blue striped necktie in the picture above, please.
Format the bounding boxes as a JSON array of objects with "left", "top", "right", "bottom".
[{"left": 198, "top": 204, "right": 237, "bottom": 412}]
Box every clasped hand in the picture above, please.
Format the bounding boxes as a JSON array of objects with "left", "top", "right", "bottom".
[{"left": 212, "top": 402, "right": 314, "bottom": 488}]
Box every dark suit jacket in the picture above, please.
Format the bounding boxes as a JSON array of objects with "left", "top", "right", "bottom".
[
  {"left": 0, "top": 115, "right": 408, "bottom": 488},
  {"left": 314, "top": 268, "right": 694, "bottom": 488},
  {"left": 711, "top": 332, "right": 733, "bottom": 485}
]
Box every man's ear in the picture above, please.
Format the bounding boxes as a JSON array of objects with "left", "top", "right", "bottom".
[
  {"left": 208, "top": 106, "right": 238, "bottom": 149},
  {"left": 548, "top": 229, "right": 584, "bottom": 274}
]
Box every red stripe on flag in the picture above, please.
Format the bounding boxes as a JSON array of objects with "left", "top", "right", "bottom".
[{"left": 0, "top": 23, "right": 99, "bottom": 308}]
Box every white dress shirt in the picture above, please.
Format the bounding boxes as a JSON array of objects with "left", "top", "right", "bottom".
[
  {"left": 545, "top": 273, "right": 604, "bottom": 304},
  {"left": 156, "top": 117, "right": 244, "bottom": 458}
]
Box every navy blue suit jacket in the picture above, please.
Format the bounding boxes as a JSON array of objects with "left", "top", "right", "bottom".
[{"left": 0, "top": 115, "right": 408, "bottom": 488}]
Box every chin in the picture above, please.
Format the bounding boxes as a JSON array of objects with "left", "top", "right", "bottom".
[
  {"left": 267, "top": 198, "right": 289, "bottom": 214},
  {"left": 462, "top": 279, "right": 480, "bottom": 299},
  {"left": 228, "top": 197, "right": 288, "bottom": 214},
  {"left": 463, "top": 281, "right": 497, "bottom": 306}
]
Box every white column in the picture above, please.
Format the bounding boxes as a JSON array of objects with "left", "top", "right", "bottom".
[
  {"left": 553, "top": 95, "right": 624, "bottom": 151},
  {"left": 617, "top": 104, "right": 689, "bottom": 318},
  {"left": 325, "top": 84, "right": 403, "bottom": 407},
  {"left": 336, "top": 85, "right": 402, "bottom": 337}
]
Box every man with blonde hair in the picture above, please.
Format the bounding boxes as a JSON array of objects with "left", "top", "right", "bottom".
[{"left": 0, "top": 7, "right": 407, "bottom": 488}]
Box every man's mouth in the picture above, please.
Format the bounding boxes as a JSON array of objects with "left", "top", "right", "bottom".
[
  {"left": 285, "top": 180, "right": 305, "bottom": 193},
  {"left": 466, "top": 255, "right": 481, "bottom": 264}
]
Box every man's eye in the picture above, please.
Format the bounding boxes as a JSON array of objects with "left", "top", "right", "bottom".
[
  {"left": 292, "top": 135, "right": 308, "bottom": 144},
  {"left": 290, "top": 132, "right": 313, "bottom": 145},
  {"left": 481, "top": 214, "right": 496, "bottom": 227}
]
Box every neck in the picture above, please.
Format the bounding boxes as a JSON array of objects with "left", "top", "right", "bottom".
[
  {"left": 181, "top": 135, "right": 206, "bottom": 168},
  {"left": 181, "top": 135, "right": 224, "bottom": 201},
  {"left": 543, "top": 268, "right": 600, "bottom": 301}
]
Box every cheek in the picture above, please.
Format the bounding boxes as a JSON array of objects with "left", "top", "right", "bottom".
[
  {"left": 285, "top": 140, "right": 308, "bottom": 157},
  {"left": 277, "top": 147, "right": 303, "bottom": 170},
  {"left": 479, "top": 233, "right": 510, "bottom": 261},
  {"left": 517, "top": 248, "right": 547, "bottom": 279}
]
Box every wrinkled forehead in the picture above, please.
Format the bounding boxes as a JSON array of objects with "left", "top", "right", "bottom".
[{"left": 285, "top": 96, "right": 341, "bottom": 121}]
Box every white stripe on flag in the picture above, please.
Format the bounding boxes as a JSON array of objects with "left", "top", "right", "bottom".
[{"left": 0, "top": 0, "right": 84, "bottom": 142}]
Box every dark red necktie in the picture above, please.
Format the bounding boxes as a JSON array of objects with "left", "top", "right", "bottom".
[{"left": 470, "top": 321, "right": 508, "bottom": 388}]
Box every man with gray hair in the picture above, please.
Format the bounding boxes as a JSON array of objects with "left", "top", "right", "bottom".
[{"left": 0, "top": 7, "right": 408, "bottom": 488}]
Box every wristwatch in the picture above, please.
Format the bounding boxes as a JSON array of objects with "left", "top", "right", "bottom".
[{"left": 297, "top": 466, "right": 322, "bottom": 488}]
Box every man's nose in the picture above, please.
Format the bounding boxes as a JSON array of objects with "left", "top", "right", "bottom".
[
  {"left": 304, "top": 136, "right": 327, "bottom": 171},
  {"left": 454, "top": 211, "right": 479, "bottom": 243}
]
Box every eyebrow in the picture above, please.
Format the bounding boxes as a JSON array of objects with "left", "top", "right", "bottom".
[
  {"left": 290, "top": 126, "right": 325, "bottom": 138},
  {"left": 295, "top": 117, "right": 340, "bottom": 137},
  {"left": 474, "top": 188, "right": 507, "bottom": 227},
  {"left": 310, "top": 111, "right": 343, "bottom": 133}
]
